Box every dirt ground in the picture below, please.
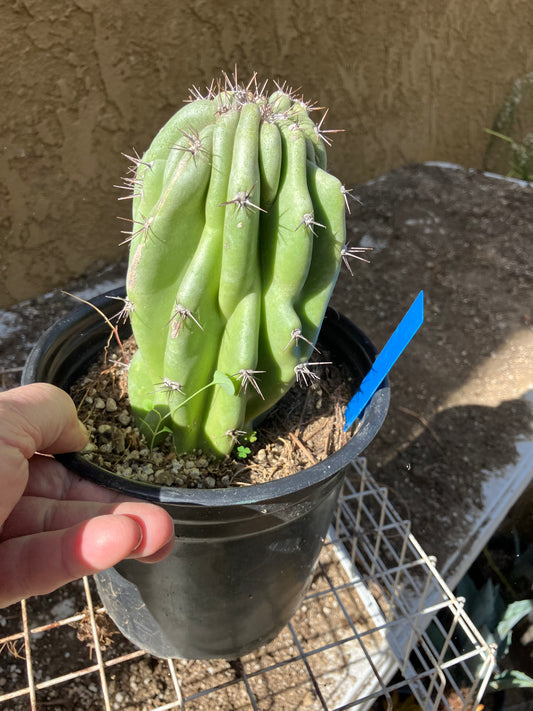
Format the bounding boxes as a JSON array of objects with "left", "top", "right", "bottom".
[
  {"left": 331, "top": 162, "right": 532, "bottom": 555},
  {"left": 332, "top": 162, "right": 533, "bottom": 710},
  {"left": 0, "top": 162, "right": 532, "bottom": 709}
]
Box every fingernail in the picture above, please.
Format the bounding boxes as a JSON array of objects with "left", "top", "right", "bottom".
[
  {"left": 131, "top": 524, "right": 144, "bottom": 553},
  {"left": 77, "top": 419, "right": 90, "bottom": 441},
  {"left": 166, "top": 530, "right": 175, "bottom": 545}
]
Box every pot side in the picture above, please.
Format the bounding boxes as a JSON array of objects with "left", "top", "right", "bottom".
[{"left": 22, "top": 289, "right": 389, "bottom": 659}]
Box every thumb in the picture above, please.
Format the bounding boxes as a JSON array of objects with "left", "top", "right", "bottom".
[{"left": 0, "top": 383, "right": 89, "bottom": 456}]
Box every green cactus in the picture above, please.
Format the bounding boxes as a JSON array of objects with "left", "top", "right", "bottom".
[{"left": 121, "top": 73, "right": 352, "bottom": 457}]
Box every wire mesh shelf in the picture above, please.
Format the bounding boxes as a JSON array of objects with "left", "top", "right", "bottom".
[{"left": 0, "top": 459, "right": 495, "bottom": 710}]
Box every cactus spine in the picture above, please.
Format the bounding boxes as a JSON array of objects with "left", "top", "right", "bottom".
[{"left": 123, "top": 74, "right": 347, "bottom": 457}]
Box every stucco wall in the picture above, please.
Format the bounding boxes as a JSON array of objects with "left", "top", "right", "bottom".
[{"left": 1, "top": 0, "right": 532, "bottom": 306}]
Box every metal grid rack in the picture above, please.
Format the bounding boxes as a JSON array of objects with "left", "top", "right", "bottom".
[{"left": 0, "top": 459, "right": 495, "bottom": 711}]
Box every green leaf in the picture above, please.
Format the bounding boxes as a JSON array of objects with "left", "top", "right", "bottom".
[
  {"left": 485, "top": 128, "right": 514, "bottom": 144},
  {"left": 458, "top": 576, "right": 505, "bottom": 632},
  {"left": 140, "top": 409, "right": 174, "bottom": 450},
  {"left": 495, "top": 599, "right": 533, "bottom": 658},
  {"left": 237, "top": 445, "right": 251, "bottom": 459},
  {"left": 498, "top": 599, "right": 533, "bottom": 637},
  {"left": 213, "top": 370, "right": 236, "bottom": 395},
  {"left": 491, "top": 669, "right": 533, "bottom": 690}
]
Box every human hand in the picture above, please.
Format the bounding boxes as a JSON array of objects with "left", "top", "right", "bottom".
[{"left": 0, "top": 383, "right": 175, "bottom": 608}]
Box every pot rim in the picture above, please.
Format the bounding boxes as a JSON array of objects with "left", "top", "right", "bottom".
[{"left": 23, "top": 289, "right": 390, "bottom": 507}]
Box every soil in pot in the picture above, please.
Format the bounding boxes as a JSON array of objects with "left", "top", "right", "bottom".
[{"left": 70, "top": 333, "right": 357, "bottom": 490}]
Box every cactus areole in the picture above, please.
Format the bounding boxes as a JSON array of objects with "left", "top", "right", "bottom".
[{"left": 123, "top": 74, "right": 349, "bottom": 457}]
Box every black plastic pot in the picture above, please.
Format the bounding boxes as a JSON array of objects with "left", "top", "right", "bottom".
[{"left": 22, "top": 289, "right": 389, "bottom": 659}]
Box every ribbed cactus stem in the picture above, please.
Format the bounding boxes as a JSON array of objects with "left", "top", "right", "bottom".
[{"left": 123, "top": 75, "right": 347, "bottom": 457}]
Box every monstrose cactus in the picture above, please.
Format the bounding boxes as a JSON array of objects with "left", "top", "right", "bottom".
[{"left": 121, "top": 73, "right": 355, "bottom": 457}]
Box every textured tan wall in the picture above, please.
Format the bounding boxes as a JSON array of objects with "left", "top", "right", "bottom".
[{"left": 1, "top": 0, "right": 532, "bottom": 306}]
